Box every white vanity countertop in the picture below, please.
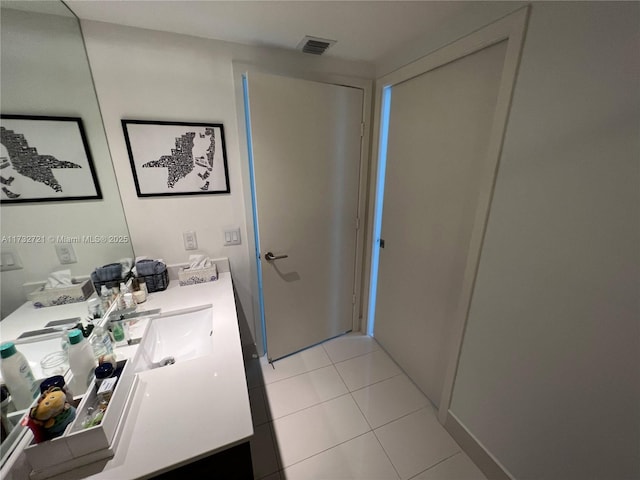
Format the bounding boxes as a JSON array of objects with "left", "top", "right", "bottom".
[{"left": 4, "top": 273, "right": 254, "bottom": 479}]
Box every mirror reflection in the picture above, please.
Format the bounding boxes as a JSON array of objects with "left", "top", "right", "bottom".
[{"left": 0, "top": 0, "right": 134, "bottom": 455}]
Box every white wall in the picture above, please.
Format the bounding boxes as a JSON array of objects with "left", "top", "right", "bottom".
[
  {"left": 444, "top": 3, "right": 639, "bottom": 479},
  {"left": 375, "top": 1, "right": 524, "bottom": 77},
  {"left": 80, "top": 20, "right": 373, "bottom": 345},
  {"left": 0, "top": 8, "right": 133, "bottom": 318}
]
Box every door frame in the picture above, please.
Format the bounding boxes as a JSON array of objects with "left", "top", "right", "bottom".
[
  {"left": 233, "top": 63, "right": 373, "bottom": 357},
  {"left": 364, "top": 7, "right": 529, "bottom": 423}
]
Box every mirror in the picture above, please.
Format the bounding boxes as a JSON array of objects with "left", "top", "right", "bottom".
[
  {"left": 0, "top": 0, "right": 134, "bottom": 459},
  {"left": 0, "top": 0, "right": 134, "bottom": 316}
]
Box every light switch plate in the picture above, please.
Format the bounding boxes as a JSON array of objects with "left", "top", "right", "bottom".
[
  {"left": 55, "top": 244, "right": 77, "bottom": 264},
  {"left": 0, "top": 249, "right": 23, "bottom": 272},
  {"left": 183, "top": 231, "right": 198, "bottom": 250},
  {"left": 223, "top": 228, "right": 241, "bottom": 246}
]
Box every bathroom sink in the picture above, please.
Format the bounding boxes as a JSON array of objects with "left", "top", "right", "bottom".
[{"left": 135, "top": 305, "right": 213, "bottom": 371}]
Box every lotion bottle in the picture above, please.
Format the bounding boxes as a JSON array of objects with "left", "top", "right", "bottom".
[
  {"left": 0, "top": 342, "right": 38, "bottom": 410},
  {"left": 67, "top": 329, "right": 96, "bottom": 389}
]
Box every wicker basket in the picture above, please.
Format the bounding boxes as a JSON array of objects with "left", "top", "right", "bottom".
[
  {"left": 137, "top": 268, "right": 169, "bottom": 293},
  {"left": 91, "top": 273, "right": 133, "bottom": 294}
]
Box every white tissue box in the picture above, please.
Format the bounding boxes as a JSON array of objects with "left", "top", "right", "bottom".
[
  {"left": 178, "top": 264, "right": 218, "bottom": 286},
  {"left": 27, "top": 279, "right": 95, "bottom": 308}
]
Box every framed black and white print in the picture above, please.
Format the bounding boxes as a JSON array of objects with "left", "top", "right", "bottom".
[
  {"left": 0, "top": 115, "right": 102, "bottom": 203},
  {"left": 122, "top": 120, "right": 230, "bottom": 197}
]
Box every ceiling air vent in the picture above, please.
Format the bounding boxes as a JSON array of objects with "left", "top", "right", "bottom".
[{"left": 298, "top": 36, "right": 336, "bottom": 56}]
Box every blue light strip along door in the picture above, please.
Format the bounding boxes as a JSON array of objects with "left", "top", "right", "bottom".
[
  {"left": 367, "top": 86, "right": 392, "bottom": 337},
  {"left": 242, "top": 74, "right": 267, "bottom": 354}
]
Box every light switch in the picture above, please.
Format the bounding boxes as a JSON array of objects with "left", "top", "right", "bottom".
[
  {"left": 223, "top": 228, "right": 241, "bottom": 246},
  {"left": 55, "top": 244, "right": 77, "bottom": 264},
  {"left": 183, "top": 231, "right": 198, "bottom": 250}
]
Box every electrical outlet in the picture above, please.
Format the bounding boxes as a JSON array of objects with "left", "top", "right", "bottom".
[
  {"left": 0, "top": 249, "right": 23, "bottom": 272},
  {"left": 223, "top": 228, "right": 241, "bottom": 246},
  {"left": 183, "top": 231, "right": 198, "bottom": 250},
  {"left": 55, "top": 244, "right": 77, "bottom": 264}
]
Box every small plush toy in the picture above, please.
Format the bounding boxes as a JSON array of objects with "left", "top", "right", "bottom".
[{"left": 27, "top": 387, "right": 76, "bottom": 442}]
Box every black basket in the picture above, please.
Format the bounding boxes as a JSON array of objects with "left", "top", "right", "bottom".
[
  {"left": 91, "top": 270, "right": 133, "bottom": 294},
  {"left": 137, "top": 268, "right": 169, "bottom": 293}
]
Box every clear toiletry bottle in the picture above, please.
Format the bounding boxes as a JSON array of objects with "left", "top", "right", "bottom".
[
  {"left": 100, "top": 285, "right": 112, "bottom": 312},
  {"left": 67, "top": 329, "right": 97, "bottom": 389},
  {"left": 0, "top": 342, "right": 38, "bottom": 410},
  {"left": 90, "top": 325, "right": 114, "bottom": 363},
  {"left": 111, "top": 286, "right": 120, "bottom": 308},
  {"left": 138, "top": 277, "right": 148, "bottom": 296},
  {"left": 60, "top": 326, "right": 70, "bottom": 357},
  {"left": 123, "top": 292, "right": 135, "bottom": 309},
  {"left": 118, "top": 282, "right": 128, "bottom": 310},
  {"left": 87, "top": 297, "right": 103, "bottom": 320}
]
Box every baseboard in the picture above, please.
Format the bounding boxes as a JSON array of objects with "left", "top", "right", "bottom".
[{"left": 444, "top": 411, "right": 514, "bottom": 480}]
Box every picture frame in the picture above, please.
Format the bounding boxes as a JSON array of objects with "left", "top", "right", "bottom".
[
  {"left": 0, "top": 114, "right": 102, "bottom": 203},
  {"left": 121, "top": 120, "right": 230, "bottom": 197}
]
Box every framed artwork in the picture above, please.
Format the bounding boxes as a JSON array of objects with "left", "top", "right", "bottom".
[
  {"left": 0, "top": 115, "right": 102, "bottom": 203},
  {"left": 122, "top": 120, "right": 230, "bottom": 197}
]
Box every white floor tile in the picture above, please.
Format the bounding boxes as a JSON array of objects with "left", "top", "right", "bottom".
[
  {"left": 375, "top": 408, "right": 460, "bottom": 480},
  {"left": 263, "top": 345, "right": 332, "bottom": 384},
  {"left": 249, "top": 386, "right": 270, "bottom": 426},
  {"left": 413, "top": 452, "right": 487, "bottom": 480},
  {"left": 271, "top": 394, "right": 370, "bottom": 468},
  {"left": 265, "top": 365, "right": 348, "bottom": 419},
  {"left": 352, "top": 374, "right": 431, "bottom": 428},
  {"left": 335, "top": 349, "right": 402, "bottom": 391},
  {"left": 251, "top": 423, "right": 280, "bottom": 479},
  {"left": 323, "top": 332, "right": 380, "bottom": 363},
  {"left": 282, "top": 432, "right": 400, "bottom": 480}
]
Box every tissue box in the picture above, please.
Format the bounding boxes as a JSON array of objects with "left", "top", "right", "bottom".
[
  {"left": 178, "top": 264, "right": 218, "bottom": 286},
  {"left": 28, "top": 279, "right": 95, "bottom": 308}
]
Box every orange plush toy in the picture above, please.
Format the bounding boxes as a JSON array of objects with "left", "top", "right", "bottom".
[{"left": 26, "top": 387, "right": 76, "bottom": 442}]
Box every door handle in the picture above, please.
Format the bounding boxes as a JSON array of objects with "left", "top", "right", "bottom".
[{"left": 264, "top": 251, "right": 288, "bottom": 261}]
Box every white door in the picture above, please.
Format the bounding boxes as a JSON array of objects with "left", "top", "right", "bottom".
[
  {"left": 245, "top": 72, "right": 363, "bottom": 361},
  {"left": 374, "top": 41, "right": 508, "bottom": 407}
]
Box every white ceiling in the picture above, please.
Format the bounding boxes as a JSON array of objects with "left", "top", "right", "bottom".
[{"left": 64, "top": 1, "right": 484, "bottom": 64}]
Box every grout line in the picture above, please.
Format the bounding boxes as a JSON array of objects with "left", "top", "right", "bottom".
[
  {"left": 267, "top": 390, "right": 352, "bottom": 423},
  {"left": 344, "top": 371, "right": 406, "bottom": 393},
  {"left": 371, "top": 404, "right": 433, "bottom": 431},
  {"left": 330, "top": 345, "right": 383, "bottom": 367},
  {"left": 346, "top": 382, "right": 400, "bottom": 479},
  {"left": 372, "top": 405, "right": 434, "bottom": 432},
  {"left": 348, "top": 371, "right": 406, "bottom": 394},
  {"left": 371, "top": 426, "right": 403, "bottom": 479},
  {"left": 407, "top": 451, "right": 462, "bottom": 480},
  {"left": 262, "top": 361, "right": 334, "bottom": 388},
  {"left": 278, "top": 430, "right": 376, "bottom": 473}
]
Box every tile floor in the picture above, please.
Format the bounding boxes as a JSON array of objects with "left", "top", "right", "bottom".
[{"left": 244, "top": 333, "right": 487, "bottom": 480}]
